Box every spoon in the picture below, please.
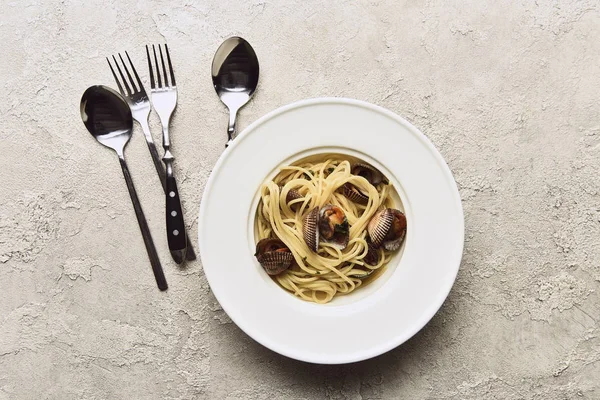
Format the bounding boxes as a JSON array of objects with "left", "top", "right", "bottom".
[
  {"left": 80, "top": 85, "right": 168, "bottom": 291},
  {"left": 212, "top": 36, "right": 259, "bottom": 146}
]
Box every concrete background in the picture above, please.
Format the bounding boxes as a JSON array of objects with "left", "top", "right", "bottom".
[{"left": 1, "top": 0, "right": 599, "bottom": 398}]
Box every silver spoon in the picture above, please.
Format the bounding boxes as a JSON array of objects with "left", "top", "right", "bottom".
[
  {"left": 80, "top": 85, "right": 167, "bottom": 291},
  {"left": 212, "top": 36, "right": 259, "bottom": 146}
]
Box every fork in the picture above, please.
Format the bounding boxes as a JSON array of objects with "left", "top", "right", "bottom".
[
  {"left": 145, "top": 44, "right": 188, "bottom": 264},
  {"left": 107, "top": 51, "right": 196, "bottom": 262}
]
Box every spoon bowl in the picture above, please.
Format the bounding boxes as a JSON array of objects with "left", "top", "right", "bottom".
[
  {"left": 81, "top": 85, "right": 133, "bottom": 155},
  {"left": 212, "top": 37, "right": 259, "bottom": 145}
]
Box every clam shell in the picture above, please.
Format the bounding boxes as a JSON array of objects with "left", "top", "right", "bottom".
[
  {"left": 256, "top": 251, "right": 293, "bottom": 275},
  {"left": 319, "top": 205, "right": 349, "bottom": 250},
  {"left": 383, "top": 209, "right": 407, "bottom": 251},
  {"left": 352, "top": 163, "right": 384, "bottom": 186},
  {"left": 383, "top": 236, "right": 404, "bottom": 251},
  {"left": 254, "top": 238, "right": 294, "bottom": 275},
  {"left": 367, "top": 208, "right": 407, "bottom": 250},
  {"left": 364, "top": 241, "right": 380, "bottom": 266},
  {"left": 327, "top": 232, "right": 349, "bottom": 250},
  {"left": 255, "top": 238, "right": 285, "bottom": 254},
  {"left": 302, "top": 207, "right": 320, "bottom": 252},
  {"left": 285, "top": 189, "right": 303, "bottom": 209},
  {"left": 343, "top": 183, "right": 369, "bottom": 205},
  {"left": 367, "top": 209, "right": 393, "bottom": 248}
]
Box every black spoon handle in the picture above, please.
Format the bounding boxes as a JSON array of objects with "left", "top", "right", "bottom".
[{"left": 119, "top": 156, "right": 168, "bottom": 291}]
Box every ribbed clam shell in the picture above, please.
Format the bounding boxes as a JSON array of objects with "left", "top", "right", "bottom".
[
  {"left": 352, "top": 163, "right": 384, "bottom": 186},
  {"left": 256, "top": 251, "right": 293, "bottom": 275},
  {"left": 384, "top": 209, "right": 407, "bottom": 251},
  {"left": 364, "top": 241, "right": 380, "bottom": 266},
  {"left": 367, "top": 209, "right": 407, "bottom": 250},
  {"left": 302, "top": 207, "right": 320, "bottom": 252},
  {"left": 285, "top": 189, "right": 303, "bottom": 209},
  {"left": 367, "top": 209, "right": 393, "bottom": 248},
  {"left": 343, "top": 183, "right": 369, "bottom": 205}
]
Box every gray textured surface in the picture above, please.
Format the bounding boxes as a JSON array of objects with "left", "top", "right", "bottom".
[{"left": 1, "top": 0, "right": 599, "bottom": 399}]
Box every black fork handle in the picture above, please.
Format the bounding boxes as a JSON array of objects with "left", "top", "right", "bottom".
[
  {"left": 140, "top": 121, "right": 196, "bottom": 262},
  {"left": 165, "top": 175, "right": 187, "bottom": 264}
]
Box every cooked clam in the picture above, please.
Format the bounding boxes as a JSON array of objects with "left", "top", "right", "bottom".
[
  {"left": 285, "top": 188, "right": 303, "bottom": 210},
  {"left": 319, "top": 205, "right": 349, "bottom": 249},
  {"left": 343, "top": 163, "right": 384, "bottom": 205},
  {"left": 303, "top": 205, "right": 349, "bottom": 252},
  {"left": 367, "top": 208, "right": 407, "bottom": 251},
  {"left": 352, "top": 163, "right": 384, "bottom": 186},
  {"left": 302, "top": 207, "right": 320, "bottom": 252},
  {"left": 255, "top": 238, "right": 294, "bottom": 275},
  {"left": 343, "top": 183, "right": 369, "bottom": 205},
  {"left": 364, "top": 239, "right": 379, "bottom": 266}
]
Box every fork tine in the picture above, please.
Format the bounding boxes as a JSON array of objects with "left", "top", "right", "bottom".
[
  {"left": 118, "top": 53, "right": 137, "bottom": 93},
  {"left": 159, "top": 45, "right": 169, "bottom": 87},
  {"left": 164, "top": 44, "right": 176, "bottom": 86},
  {"left": 106, "top": 57, "right": 125, "bottom": 96},
  {"left": 124, "top": 52, "right": 144, "bottom": 93},
  {"left": 112, "top": 55, "right": 132, "bottom": 96},
  {"left": 145, "top": 45, "right": 155, "bottom": 90},
  {"left": 152, "top": 45, "right": 162, "bottom": 88}
]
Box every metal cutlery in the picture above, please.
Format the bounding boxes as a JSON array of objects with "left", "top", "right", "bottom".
[
  {"left": 212, "top": 37, "right": 259, "bottom": 146},
  {"left": 107, "top": 50, "right": 196, "bottom": 263},
  {"left": 80, "top": 85, "right": 168, "bottom": 291},
  {"left": 145, "top": 44, "right": 187, "bottom": 264}
]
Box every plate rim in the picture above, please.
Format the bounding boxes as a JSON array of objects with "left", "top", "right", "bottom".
[{"left": 198, "top": 97, "right": 464, "bottom": 364}]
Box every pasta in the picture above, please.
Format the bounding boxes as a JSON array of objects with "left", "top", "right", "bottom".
[{"left": 254, "top": 155, "right": 406, "bottom": 304}]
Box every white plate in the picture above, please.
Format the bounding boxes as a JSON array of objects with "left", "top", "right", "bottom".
[{"left": 198, "top": 98, "right": 464, "bottom": 364}]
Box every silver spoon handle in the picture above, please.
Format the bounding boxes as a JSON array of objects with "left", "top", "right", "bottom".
[
  {"left": 227, "top": 107, "right": 238, "bottom": 145},
  {"left": 118, "top": 155, "right": 168, "bottom": 291}
]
